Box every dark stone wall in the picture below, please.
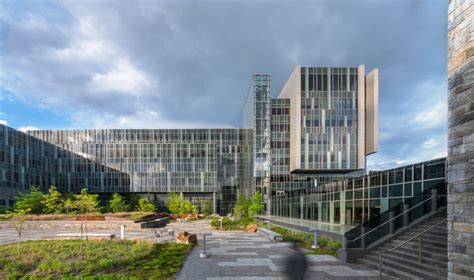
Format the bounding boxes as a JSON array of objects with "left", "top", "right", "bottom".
[{"left": 447, "top": 0, "right": 474, "bottom": 279}]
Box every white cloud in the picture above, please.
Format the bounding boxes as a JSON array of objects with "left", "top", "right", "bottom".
[
  {"left": 18, "top": 126, "right": 39, "bottom": 132},
  {"left": 367, "top": 133, "right": 447, "bottom": 171},
  {"left": 0, "top": 120, "right": 8, "bottom": 125},
  {"left": 89, "top": 59, "right": 151, "bottom": 94},
  {"left": 412, "top": 100, "right": 447, "bottom": 128}
]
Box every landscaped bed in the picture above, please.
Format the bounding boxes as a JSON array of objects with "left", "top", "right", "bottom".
[
  {"left": 258, "top": 223, "right": 342, "bottom": 256},
  {"left": 0, "top": 240, "right": 192, "bottom": 279}
]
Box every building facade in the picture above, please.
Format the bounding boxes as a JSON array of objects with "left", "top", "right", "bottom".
[
  {"left": 447, "top": 0, "right": 474, "bottom": 278},
  {"left": 244, "top": 65, "right": 379, "bottom": 213},
  {"left": 271, "top": 158, "right": 446, "bottom": 225},
  {"left": 1, "top": 64, "right": 380, "bottom": 218}
]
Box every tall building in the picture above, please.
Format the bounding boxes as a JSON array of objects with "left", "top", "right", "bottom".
[
  {"left": 1, "top": 64, "right": 379, "bottom": 218},
  {"left": 244, "top": 65, "right": 379, "bottom": 212}
]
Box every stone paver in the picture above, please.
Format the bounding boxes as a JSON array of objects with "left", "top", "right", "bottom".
[
  {"left": 177, "top": 230, "right": 393, "bottom": 279},
  {"left": 0, "top": 219, "right": 212, "bottom": 245}
]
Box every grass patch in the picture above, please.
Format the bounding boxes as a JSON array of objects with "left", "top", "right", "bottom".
[
  {"left": 0, "top": 240, "right": 192, "bottom": 279},
  {"left": 258, "top": 222, "right": 342, "bottom": 256},
  {"left": 209, "top": 217, "right": 254, "bottom": 231}
]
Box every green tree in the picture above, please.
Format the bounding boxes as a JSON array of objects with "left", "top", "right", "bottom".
[
  {"left": 108, "top": 193, "right": 130, "bottom": 213},
  {"left": 63, "top": 198, "right": 76, "bottom": 214},
  {"left": 202, "top": 199, "right": 213, "bottom": 215},
  {"left": 249, "top": 191, "right": 264, "bottom": 218},
  {"left": 9, "top": 209, "right": 28, "bottom": 258},
  {"left": 166, "top": 193, "right": 196, "bottom": 214},
  {"left": 41, "top": 186, "right": 64, "bottom": 214},
  {"left": 136, "top": 198, "right": 156, "bottom": 212},
  {"left": 15, "top": 186, "right": 44, "bottom": 214},
  {"left": 182, "top": 200, "right": 197, "bottom": 214},
  {"left": 166, "top": 193, "right": 182, "bottom": 214},
  {"left": 74, "top": 188, "right": 99, "bottom": 214},
  {"left": 233, "top": 194, "right": 251, "bottom": 221}
]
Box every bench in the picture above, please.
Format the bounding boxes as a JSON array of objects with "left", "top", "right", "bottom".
[
  {"left": 257, "top": 228, "right": 283, "bottom": 242},
  {"left": 55, "top": 233, "right": 115, "bottom": 240}
]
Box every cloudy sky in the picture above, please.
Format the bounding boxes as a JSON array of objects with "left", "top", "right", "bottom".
[{"left": 0, "top": 0, "right": 447, "bottom": 170}]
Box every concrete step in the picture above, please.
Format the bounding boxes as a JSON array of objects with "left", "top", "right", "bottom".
[
  {"left": 398, "top": 232, "right": 447, "bottom": 243},
  {"left": 358, "top": 257, "right": 424, "bottom": 280},
  {"left": 386, "top": 241, "right": 447, "bottom": 256},
  {"left": 377, "top": 246, "right": 448, "bottom": 266},
  {"left": 381, "top": 244, "right": 448, "bottom": 261},
  {"left": 364, "top": 254, "right": 439, "bottom": 279},
  {"left": 390, "top": 238, "right": 447, "bottom": 249},
  {"left": 415, "top": 223, "right": 447, "bottom": 231},
  {"left": 367, "top": 250, "right": 447, "bottom": 274}
]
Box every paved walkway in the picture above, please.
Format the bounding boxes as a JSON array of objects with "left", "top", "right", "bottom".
[
  {"left": 177, "top": 231, "right": 392, "bottom": 279},
  {"left": 0, "top": 219, "right": 212, "bottom": 245},
  {"left": 0, "top": 219, "right": 390, "bottom": 279}
]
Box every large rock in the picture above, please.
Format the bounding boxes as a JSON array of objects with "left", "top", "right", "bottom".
[
  {"left": 246, "top": 224, "right": 258, "bottom": 233},
  {"left": 176, "top": 231, "right": 197, "bottom": 245}
]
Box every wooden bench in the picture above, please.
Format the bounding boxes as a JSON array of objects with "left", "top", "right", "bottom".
[
  {"left": 55, "top": 233, "right": 115, "bottom": 240},
  {"left": 257, "top": 228, "right": 283, "bottom": 242}
]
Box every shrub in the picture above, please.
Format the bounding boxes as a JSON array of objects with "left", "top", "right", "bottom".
[
  {"left": 136, "top": 198, "right": 156, "bottom": 212},
  {"left": 73, "top": 189, "right": 100, "bottom": 214},
  {"left": 166, "top": 193, "right": 196, "bottom": 214},
  {"left": 108, "top": 193, "right": 130, "bottom": 213},
  {"left": 233, "top": 194, "right": 251, "bottom": 221},
  {"left": 248, "top": 191, "right": 264, "bottom": 218},
  {"left": 15, "top": 186, "right": 44, "bottom": 214},
  {"left": 202, "top": 199, "right": 213, "bottom": 215},
  {"left": 41, "top": 186, "right": 64, "bottom": 214}
]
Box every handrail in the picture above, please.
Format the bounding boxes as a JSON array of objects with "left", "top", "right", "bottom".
[
  {"left": 347, "top": 194, "right": 445, "bottom": 244},
  {"left": 378, "top": 218, "right": 447, "bottom": 278},
  {"left": 386, "top": 218, "right": 447, "bottom": 253}
]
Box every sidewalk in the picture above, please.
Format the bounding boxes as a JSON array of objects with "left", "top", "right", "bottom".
[{"left": 177, "top": 231, "right": 392, "bottom": 279}]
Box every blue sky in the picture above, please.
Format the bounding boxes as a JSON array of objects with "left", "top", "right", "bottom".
[{"left": 0, "top": 0, "right": 448, "bottom": 170}]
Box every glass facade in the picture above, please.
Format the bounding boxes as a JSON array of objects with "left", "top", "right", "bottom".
[
  {"left": 1, "top": 64, "right": 381, "bottom": 219},
  {"left": 1, "top": 126, "right": 253, "bottom": 214},
  {"left": 244, "top": 74, "right": 271, "bottom": 207},
  {"left": 300, "top": 67, "right": 359, "bottom": 170},
  {"left": 270, "top": 158, "right": 446, "bottom": 226},
  {"left": 0, "top": 125, "right": 129, "bottom": 208}
]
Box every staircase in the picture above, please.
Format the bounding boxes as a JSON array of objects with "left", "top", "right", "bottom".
[{"left": 358, "top": 216, "right": 447, "bottom": 279}]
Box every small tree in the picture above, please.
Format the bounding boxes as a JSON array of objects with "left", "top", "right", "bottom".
[
  {"left": 15, "top": 186, "right": 44, "bottom": 214},
  {"left": 42, "top": 186, "right": 64, "bottom": 214},
  {"left": 166, "top": 193, "right": 196, "bottom": 214},
  {"left": 63, "top": 198, "right": 76, "bottom": 214},
  {"left": 166, "top": 193, "right": 182, "bottom": 214},
  {"left": 108, "top": 193, "right": 130, "bottom": 212},
  {"left": 233, "top": 194, "right": 251, "bottom": 221},
  {"left": 202, "top": 199, "right": 213, "bottom": 215},
  {"left": 136, "top": 198, "right": 156, "bottom": 212},
  {"left": 182, "top": 200, "right": 197, "bottom": 214},
  {"left": 9, "top": 210, "right": 28, "bottom": 258},
  {"left": 249, "top": 191, "right": 264, "bottom": 218},
  {"left": 74, "top": 188, "right": 99, "bottom": 214}
]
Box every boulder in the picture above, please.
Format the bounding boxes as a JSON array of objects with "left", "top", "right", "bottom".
[
  {"left": 176, "top": 231, "right": 197, "bottom": 245},
  {"left": 246, "top": 224, "right": 258, "bottom": 233}
]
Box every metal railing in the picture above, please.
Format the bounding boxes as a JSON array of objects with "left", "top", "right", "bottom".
[
  {"left": 378, "top": 218, "right": 447, "bottom": 278},
  {"left": 344, "top": 188, "right": 446, "bottom": 250},
  {"left": 345, "top": 195, "right": 437, "bottom": 246}
]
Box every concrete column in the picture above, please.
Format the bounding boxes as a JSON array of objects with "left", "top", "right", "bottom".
[
  {"left": 388, "top": 211, "right": 395, "bottom": 235},
  {"left": 330, "top": 201, "right": 335, "bottom": 224},
  {"left": 300, "top": 196, "right": 304, "bottom": 220},
  {"left": 403, "top": 204, "right": 409, "bottom": 227},
  {"left": 431, "top": 188, "right": 438, "bottom": 212},
  {"left": 212, "top": 192, "right": 216, "bottom": 215}
]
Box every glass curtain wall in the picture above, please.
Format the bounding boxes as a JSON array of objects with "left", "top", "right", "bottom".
[{"left": 271, "top": 158, "right": 446, "bottom": 225}]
